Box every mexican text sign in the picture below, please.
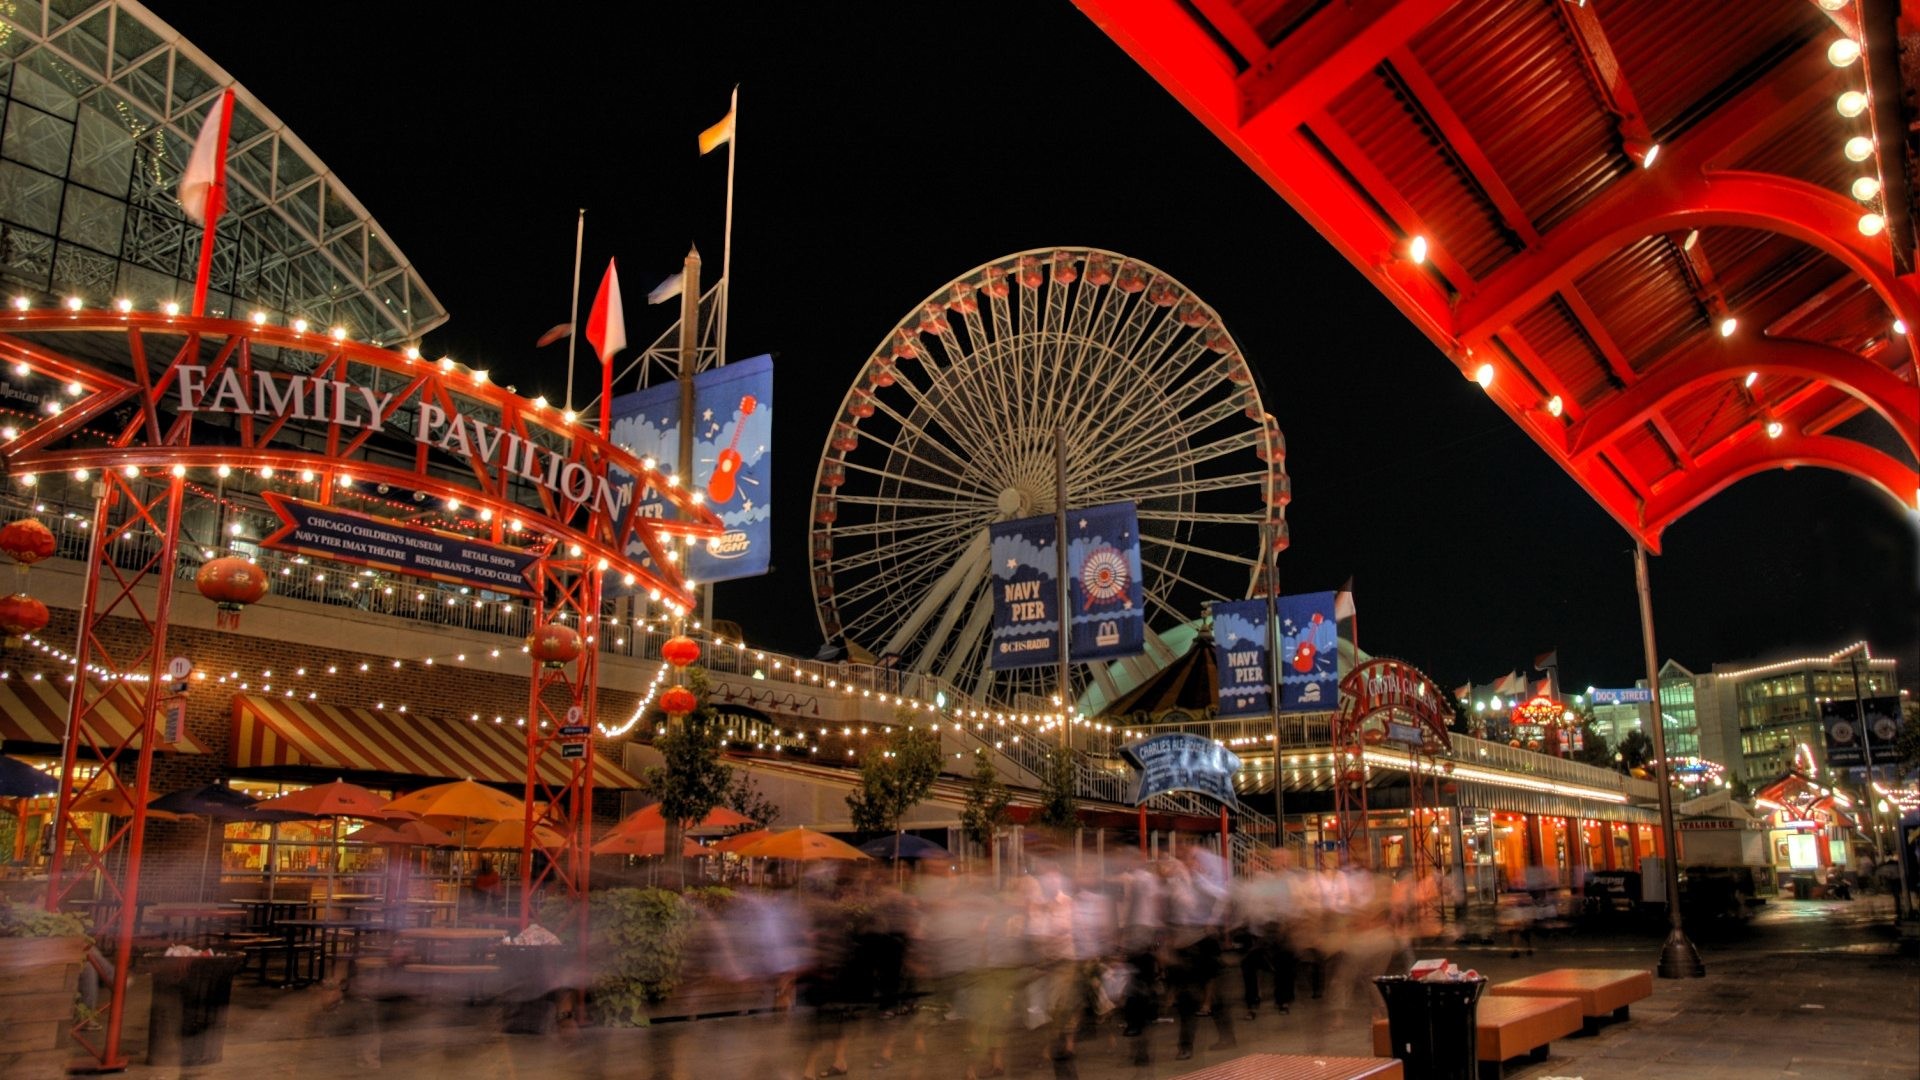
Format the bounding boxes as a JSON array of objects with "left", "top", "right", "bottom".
[
  {"left": 1212, "top": 598, "right": 1270, "bottom": 719},
  {"left": 607, "top": 355, "right": 773, "bottom": 583},
  {"left": 1277, "top": 591, "right": 1339, "bottom": 713},
  {"left": 1821, "top": 696, "right": 1903, "bottom": 767},
  {"left": 260, "top": 493, "right": 537, "bottom": 596},
  {"left": 988, "top": 501, "right": 1144, "bottom": 670},
  {"left": 1120, "top": 729, "right": 1241, "bottom": 808}
]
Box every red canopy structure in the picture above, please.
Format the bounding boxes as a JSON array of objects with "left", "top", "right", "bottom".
[{"left": 1074, "top": 0, "right": 1920, "bottom": 546}]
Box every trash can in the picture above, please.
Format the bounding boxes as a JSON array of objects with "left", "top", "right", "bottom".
[
  {"left": 1373, "top": 974, "right": 1486, "bottom": 1080},
  {"left": 497, "top": 944, "right": 561, "bottom": 1035},
  {"left": 145, "top": 953, "right": 247, "bottom": 1066}
]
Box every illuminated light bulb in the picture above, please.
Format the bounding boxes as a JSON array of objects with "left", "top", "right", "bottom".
[
  {"left": 330, "top": 326, "right": 347, "bottom": 340},
  {"left": 20, "top": 473, "right": 35, "bottom": 486},
  {"left": 122, "top": 465, "right": 139, "bottom": 478},
  {"left": 293, "top": 318, "right": 309, "bottom": 332},
  {"left": 438, "top": 357, "right": 455, "bottom": 372},
  {"left": 1474, "top": 362, "right": 1494, "bottom": 388},
  {"left": 623, "top": 573, "right": 637, "bottom": 586},
  {"left": 446, "top": 496, "right": 460, "bottom": 511},
  {"left": 65, "top": 381, "right": 83, "bottom": 396},
  {"left": 300, "top": 469, "right": 315, "bottom": 483},
  {"left": 10, "top": 296, "right": 27, "bottom": 311},
  {"left": 1828, "top": 38, "right": 1861, "bottom": 67},
  {"left": 1765, "top": 419, "right": 1784, "bottom": 439},
  {"left": 1718, "top": 317, "right": 1737, "bottom": 338},
  {"left": 642, "top": 457, "right": 657, "bottom": 470},
  {"left": 228, "top": 522, "right": 243, "bottom": 536},
  {"left": 1853, "top": 176, "right": 1882, "bottom": 201},
  {"left": 64, "top": 296, "right": 82, "bottom": 311},
  {"left": 1408, "top": 235, "right": 1428, "bottom": 264},
  {"left": 73, "top": 468, "right": 88, "bottom": 481},
  {"left": 1817, "top": 0, "right": 1849, "bottom": 9},
  {"left": 1546, "top": 395, "right": 1564, "bottom": 418},
  {"left": 596, "top": 557, "right": 609, "bottom": 571},
  {"left": 339, "top": 474, "right": 353, "bottom": 488},
  {"left": 259, "top": 465, "right": 274, "bottom": 478},
  {"left": 251, "top": 311, "right": 267, "bottom": 325},
  {"left": 170, "top": 464, "right": 186, "bottom": 478},
  {"left": 666, "top": 473, "right": 680, "bottom": 487},
  {"left": 508, "top": 518, "right": 523, "bottom": 532},
  {"left": 479, "top": 507, "right": 493, "bottom": 521},
  {"left": 164, "top": 301, "right": 180, "bottom": 317},
  {"left": 691, "top": 491, "right": 705, "bottom": 505},
  {"left": 472, "top": 369, "right": 489, "bottom": 384},
  {"left": 217, "top": 464, "right": 232, "bottom": 478},
  {"left": 1896, "top": 319, "right": 1908, "bottom": 334},
  {"left": 568, "top": 543, "right": 582, "bottom": 557},
  {"left": 562, "top": 409, "right": 576, "bottom": 424},
  {"left": 115, "top": 298, "right": 132, "bottom": 313},
  {"left": 1837, "top": 90, "right": 1869, "bottom": 118},
  {"left": 1845, "top": 136, "right": 1875, "bottom": 162},
  {"left": 1859, "top": 212, "right": 1886, "bottom": 236},
  {"left": 10, "top": 362, "right": 24, "bottom": 377}
]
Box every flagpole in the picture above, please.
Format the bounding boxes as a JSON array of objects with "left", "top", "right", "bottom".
[
  {"left": 718, "top": 86, "right": 738, "bottom": 368},
  {"left": 189, "top": 90, "right": 234, "bottom": 318},
  {"left": 565, "top": 209, "right": 585, "bottom": 414}
]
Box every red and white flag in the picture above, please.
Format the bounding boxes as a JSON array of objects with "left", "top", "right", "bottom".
[
  {"left": 1494, "top": 670, "right": 1526, "bottom": 697},
  {"left": 178, "top": 91, "right": 234, "bottom": 227},
  {"left": 1453, "top": 683, "right": 1472, "bottom": 702},
  {"left": 584, "top": 259, "right": 626, "bottom": 365},
  {"left": 1532, "top": 677, "right": 1553, "bottom": 698}
]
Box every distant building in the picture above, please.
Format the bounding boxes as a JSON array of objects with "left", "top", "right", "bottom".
[
  {"left": 1705, "top": 642, "right": 1900, "bottom": 781},
  {"left": 1582, "top": 659, "right": 1701, "bottom": 759}
]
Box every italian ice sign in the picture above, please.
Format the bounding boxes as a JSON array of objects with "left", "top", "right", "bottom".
[
  {"left": 1121, "top": 729, "right": 1241, "bottom": 807},
  {"left": 607, "top": 354, "right": 773, "bottom": 584},
  {"left": 260, "top": 493, "right": 537, "bottom": 595}
]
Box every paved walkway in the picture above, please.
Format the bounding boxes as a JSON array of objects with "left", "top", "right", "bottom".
[{"left": 122, "top": 897, "right": 1917, "bottom": 1080}]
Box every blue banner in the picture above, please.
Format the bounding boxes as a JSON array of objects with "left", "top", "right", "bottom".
[
  {"left": 1212, "top": 598, "right": 1270, "bottom": 718},
  {"left": 1120, "top": 731, "right": 1241, "bottom": 808},
  {"left": 988, "top": 513, "right": 1061, "bottom": 671},
  {"left": 1277, "top": 591, "right": 1339, "bottom": 712},
  {"left": 1067, "top": 501, "right": 1145, "bottom": 662},
  {"left": 608, "top": 355, "right": 773, "bottom": 583},
  {"left": 260, "top": 494, "right": 538, "bottom": 596}
]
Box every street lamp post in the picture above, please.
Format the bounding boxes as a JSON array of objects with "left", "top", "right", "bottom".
[{"left": 1634, "top": 543, "right": 1704, "bottom": 978}]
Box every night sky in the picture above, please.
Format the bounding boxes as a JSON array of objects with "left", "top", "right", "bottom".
[{"left": 163, "top": 3, "right": 1919, "bottom": 694}]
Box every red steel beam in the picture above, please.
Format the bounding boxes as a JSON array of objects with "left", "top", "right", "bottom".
[{"left": 1642, "top": 430, "right": 1918, "bottom": 534}]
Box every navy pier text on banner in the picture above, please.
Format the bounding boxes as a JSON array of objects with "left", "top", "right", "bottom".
[{"left": 1212, "top": 598, "right": 1270, "bottom": 719}]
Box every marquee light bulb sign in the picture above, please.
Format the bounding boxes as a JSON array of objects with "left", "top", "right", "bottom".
[{"left": 0, "top": 312, "right": 722, "bottom": 605}]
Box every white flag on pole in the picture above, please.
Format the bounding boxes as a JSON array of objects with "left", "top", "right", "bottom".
[{"left": 647, "top": 271, "right": 686, "bottom": 306}]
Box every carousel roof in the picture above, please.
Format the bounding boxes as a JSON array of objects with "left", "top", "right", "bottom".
[
  {"left": 1101, "top": 630, "right": 1220, "bottom": 719},
  {"left": 1075, "top": 0, "right": 1920, "bottom": 547}
]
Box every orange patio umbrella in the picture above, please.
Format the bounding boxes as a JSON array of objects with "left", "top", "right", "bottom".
[
  {"left": 383, "top": 778, "right": 525, "bottom": 822},
  {"left": 591, "top": 829, "right": 708, "bottom": 858},
  {"left": 350, "top": 819, "right": 456, "bottom": 847},
  {"left": 612, "top": 803, "right": 755, "bottom": 836},
  {"left": 734, "top": 827, "right": 870, "bottom": 862},
  {"left": 69, "top": 787, "right": 185, "bottom": 820},
  {"left": 252, "top": 779, "right": 409, "bottom": 903},
  {"left": 460, "top": 819, "right": 569, "bottom": 851},
  {"left": 713, "top": 828, "right": 770, "bottom": 854}
]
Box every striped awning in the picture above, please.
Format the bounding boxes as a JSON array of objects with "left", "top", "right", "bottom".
[
  {"left": 0, "top": 676, "right": 208, "bottom": 754},
  {"left": 229, "top": 694, "right": 640, "bottom": 789}
]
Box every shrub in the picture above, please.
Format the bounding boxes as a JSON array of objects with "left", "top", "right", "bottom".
[
  {"left": 0, "top": 899, "right": 88, "bottom": 939},
  {"left": 541, "top": 888, "right": 696, "bottom": 1026}
]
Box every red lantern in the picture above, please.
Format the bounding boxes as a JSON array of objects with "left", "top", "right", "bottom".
[
  {"left": 528, "top": 622, "right": 582, "bottom": 669},
  {"left": 661, "top": 634, "right": 700, "bottom": 669},
  {"left": 660, "top": 684, "right": 698, "bottom": 717},
  {"left": 195, "top": 556, "right": 268, "bottom": 628},
  {"left": 0, "top": 518, "right": 56, "bottom": 565},
  {"left": 0, "top": 592, "right": 49, "bottom": 636},
  {"left": 1343, "top": 767, "right": 1366, "bottom": 785}
]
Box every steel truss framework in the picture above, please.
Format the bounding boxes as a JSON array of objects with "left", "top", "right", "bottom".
[
  {"left": 1331, "top": 658, "right": 1454, "bottom": 899},
  {"left": 0, "top": 312, "right": 718, "bottom": 1070},
  {"left": 1075, "top": 0, "right": 1920, "bottom": 546}
]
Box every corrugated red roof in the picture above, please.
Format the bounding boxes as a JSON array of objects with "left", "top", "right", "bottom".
[{"left": 1077, "top": 0, "right": 1920, "bottom": 547}]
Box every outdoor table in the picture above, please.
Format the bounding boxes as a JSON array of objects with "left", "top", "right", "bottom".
[
  {"left": 275, "top": 918, "right": 379, "bottom": 983},
  {"left": 231, "top": 897, "right": 308, "bottom": 931},
  {"left": 396, "top": 926, "right": 501, "bottom": 966},
  {"left": 144, "top": 903, "right": 246, "bottom": 948},
  {"left": 404, "top": 897, "right": 459, "bottom": 926}
]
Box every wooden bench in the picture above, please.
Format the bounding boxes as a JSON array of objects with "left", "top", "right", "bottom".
[
  {"left": 1171, "top": 1054, "right": 1403, "bottom": 1079},
  {"left": 1487, "top": 968, "right": 1653, "bottom": 1034},
  {"left": 1371, "top": 994, "right": 1582, "bottom": 1078}
]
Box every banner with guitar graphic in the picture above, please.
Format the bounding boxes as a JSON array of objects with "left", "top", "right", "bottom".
[{"left": 607, "top": 354, "right": 773, "bottom": 583}]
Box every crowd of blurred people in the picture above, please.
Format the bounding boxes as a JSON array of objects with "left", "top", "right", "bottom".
[{"left": 676, "top": 843, "right": 1447, "bottom": 1078}]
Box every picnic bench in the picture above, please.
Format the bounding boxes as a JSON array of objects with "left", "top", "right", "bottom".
[
  {"left": 1371, "top": 994, "right": 1583, "bottom": 1078},
  {"left": 1487, "top": 968, "right": 1653, "bottom": 1034},
  {"left": 1171, "top": 1054, "right": 1404, "bottom": 1079}
]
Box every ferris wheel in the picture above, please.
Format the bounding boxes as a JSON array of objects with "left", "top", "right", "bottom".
[{"left": 810, "top": 247, "right": 1290, "bottom": 707}]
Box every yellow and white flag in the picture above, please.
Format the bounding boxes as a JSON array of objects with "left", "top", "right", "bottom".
[{"left": 698, "top": 88, "right": 736, "bottom": 155}]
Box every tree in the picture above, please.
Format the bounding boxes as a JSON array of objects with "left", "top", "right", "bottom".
[
  {"left": 1034, "top": 745, "right": 1081, "bottom": 830},
  {"left": 1446, "top": 695, "right": 1474, "bottom": 736},
  {"left": 1894, "top": 709, "right": 1920, "bottom": 771},
  {"left": 844, "top": 721, "right": 942, "bottom": 857},
  {"left": 1728, "top": 775, "right": 1754, "bottom": 804},
  {"left": 959, "top": 750, "right": 1013, "bottom": 852},
  {"left": 641, "top": 666, "right": 733, "bottom": 886},
  {"left": 723, "top": 768, "right": 779, "bottom": 834},
  {"left": 1572, "top": 721, "right": 1614, "bottom": 769},
  {"left": 1617, "top": 728, "right": 1654, "bottom": 772}
]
